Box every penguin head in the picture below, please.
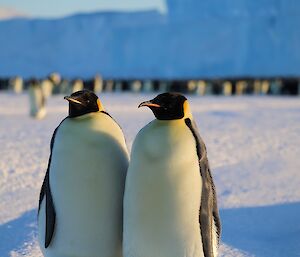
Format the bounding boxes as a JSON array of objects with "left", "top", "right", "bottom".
[
  {"left": 64, "top": 90, "right": 104, "bottom": 118},
  {"left": 138, "top": 92, "right": 192, "bottom": 120}
]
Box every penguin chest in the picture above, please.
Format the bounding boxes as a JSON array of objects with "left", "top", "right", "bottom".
[
  {"left": 125, "top": 120, "right": 203, "bottom": 257},
  {"left": 51, "top": 115, "right": 127, "bottom": 215},
  {"left": 44, "top": 114, "right": 128, "bottom": 257}
]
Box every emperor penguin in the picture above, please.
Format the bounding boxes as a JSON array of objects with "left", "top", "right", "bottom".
[
  {"left": 123, "top": 92, "right": 221, "bottom": 257},
  {"left": 28, "top": 78, "right": 46, "bottom": 119},
  {"left": 38, "top": 90, "right": 129, "bottom": 257}
]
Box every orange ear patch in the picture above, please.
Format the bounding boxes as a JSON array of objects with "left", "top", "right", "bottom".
[
  {"left": 183, "top": 100, "right": 192, "bottom": 118},
  {"left": 97, "top": 99, "right": 104, "bottom": 111}
]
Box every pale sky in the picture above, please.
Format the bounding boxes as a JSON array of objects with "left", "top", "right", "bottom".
[{"left": 0, "top": 0, "right": 166, "bottom": 19}]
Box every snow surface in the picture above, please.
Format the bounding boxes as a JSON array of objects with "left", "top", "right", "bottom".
[{"left": 0, "top": 92, "right": 300, "bottom": 257}]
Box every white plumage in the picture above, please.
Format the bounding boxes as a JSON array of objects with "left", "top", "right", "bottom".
[
  {"left": 38, "top": 111, "right": 129, "bottom": 257},
  {"left": 124, "top": 118, "right": 206, "bottom": 257},
  {"left": 123, "top": 93, "right": 220, "bottom": 257}
]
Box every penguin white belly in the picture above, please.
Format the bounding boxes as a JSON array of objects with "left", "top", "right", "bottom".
[
  {"left": 38, "top": 113, "right": 129, "bottom": 257},
  {"left": 124, "top": 120, "right": 204, "bottom": 257}
]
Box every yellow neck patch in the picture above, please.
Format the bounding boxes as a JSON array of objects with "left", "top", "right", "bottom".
[
  {"left": 97, "top": 99, "right": 104, "bottom": 111},
  {"left": 183, "top": 100, "right": 193, "bottom": 119}
]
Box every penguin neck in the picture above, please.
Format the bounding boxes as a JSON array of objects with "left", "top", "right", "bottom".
[
  {"left": 69, "top": 105, "right": 106, "bottom": 120},
  {"left": 69, "top": 112, "right": 98, "bottom": 120}
]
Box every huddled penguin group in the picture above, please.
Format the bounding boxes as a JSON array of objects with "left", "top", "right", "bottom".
[{"left": 38, "top": 90, "right": 221, "bottom": 257}]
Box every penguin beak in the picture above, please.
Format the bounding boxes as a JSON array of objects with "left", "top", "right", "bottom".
[
  {"left": 64, "top": 96, "right": 85, "bottom": 106},
  {"left": 138, "top": 101, "right": 161, "bottom": 108}
]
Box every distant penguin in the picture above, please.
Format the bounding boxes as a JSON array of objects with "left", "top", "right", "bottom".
[
  {"left": 70, "top": 79, "right": 84, "bottom": 94},
  {"left": 28, "top": 79, "right": 46, "bottom": 119},
  {"left": 94, "top": 75, "right": 104, "bottom": 93},
  {"left": 9, "top": 76, "right": 23, "bottom": 94},
  {"left": 38, "top": 90, "right": 129, "bottom": 257},
  {"left": 49, "top": 72, "right": 61, "bottom": 95},
  {"left": 123, "top": 92, "right": 221, "bottom": 257},
  {"left": 41, "top": 78, "right": 54, "bottom": 99}
]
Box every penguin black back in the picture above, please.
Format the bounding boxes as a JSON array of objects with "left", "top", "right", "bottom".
[{"left": 185, "top": 118, "right": 221, "bottom": 257}]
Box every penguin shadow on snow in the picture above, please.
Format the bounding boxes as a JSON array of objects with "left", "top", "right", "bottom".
[
  {"left": 220, "top": 202, "right": 300, "bottom": 257},
  {"left": 0, "top": 209, "right": 37, "bottom": 257}
]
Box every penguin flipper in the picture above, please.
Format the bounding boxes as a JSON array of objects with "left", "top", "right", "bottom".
[
  {"left": 212, "top": 175, "right": 221, "bottom": 245},
  {"left": 38, "top": 173, "right": 46, "bottom": 213},
  {"left": 206, "top": 165, "right": 221, "bottom": 255},
  {"left": 199, "top": 158, "right": 215, "bottom": 257},
  {"left": 38, "top": 157, "right": 56, "bottom": 248},
  {"left": 185, "top": 118, "right": 221, "bottom": 257},
  {"left": 42, "top": 167, "right": 55, "bottom": 248},
  {"left": 38, "top": 122, "right": 66, "bottom": 248}
]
